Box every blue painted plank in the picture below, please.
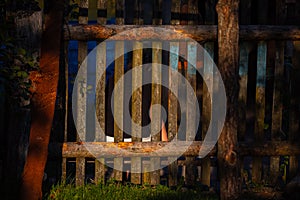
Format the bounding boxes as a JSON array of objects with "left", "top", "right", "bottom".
[
  {"left": 256, "top": 41, "right": 267, "bottom": 88},
  {"left": 187, "top": 42, "right": 197, "bottom": 75}
]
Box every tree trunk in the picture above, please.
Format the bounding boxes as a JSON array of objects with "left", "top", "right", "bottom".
[
  {"left": 216, "top": 0, "right": 241, "bottom": 199},
  {"left": 20, "top": 0, "right": 64, "bottom": 199}
]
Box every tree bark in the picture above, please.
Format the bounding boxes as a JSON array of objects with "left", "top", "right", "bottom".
[
  {"left": 19, "top": 0, "right": 64, "bottom": 199},
  {"left": 216, "top": 0, "right": 241, "bottom": 199}
]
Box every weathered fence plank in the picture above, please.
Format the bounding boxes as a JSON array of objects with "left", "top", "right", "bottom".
[
  {"left": 49, "top": 141, "right": 300, "bottom": 158},
  {"left": 116, "top": 0, "right": 124, "bottom": 24},
  {"left": 238, "top": 42, "right": 250, "bottom": 141},
  {"left": 201, "top": 42, "right": 214, "bottom": 187},
  {"left": 97, "top": 0, "right": 107, "bottom": 24},
  {"left": 76, "top": 157, "right": 85, "bottom": 186},
  {"left": 150, "top": 41, "right": 162, "bottom": 185},
  {"left": 64, "top": 25, "right": 300, "bottom": 41},
  {"left": 168, "top": 42, "right": 179, "bottom": 187},
  {"left": 94, "top": 41, "right": 106, "bottom": 183},
  {"left": 62, "top": 41, "right": 69, "bottom": 181},
  {"left": 107, "top": 0, "right": 115, "bottom": 23},
  {"left": 75, "top": 0, "right": 89, "bottom": 186},
  {"left": 171, "top": 0, "right": 180, "bottom": 25},
  {"left": 289, "top": 41, "right": 300, "bottom": 180},
  {"left": 131, "top": 41, "right": 143, "bottom": 184},
  {"left": 185, "top": 41, "right": 197, "bottom": 186},
  {"left": 270, "top": 41, "right": 284, "bottom": 185},
  {"left": 113, "top": 41, "right": 124, "bottom": 181},
  {"left": 252, "top": 41, "right": 267, "bottom": 183}
]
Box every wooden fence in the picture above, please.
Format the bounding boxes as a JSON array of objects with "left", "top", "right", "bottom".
[{"left": 47, "top": 0, "right": 300, "bottom": 192}]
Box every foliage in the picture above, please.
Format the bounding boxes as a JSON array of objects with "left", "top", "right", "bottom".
[
  {"left": 45, "top": 180, "right": 218, "bottom": 200},
  {"left": 0, "top": 1, "right": 39, "bottom": 108}
]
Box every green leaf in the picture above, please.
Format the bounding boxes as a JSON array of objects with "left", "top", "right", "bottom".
[
  {"left": 264, "top": 123, "right": 269, "bottom": 130},
  {"left": 18, "top": 48, "right": 26, "bottom": 56}
]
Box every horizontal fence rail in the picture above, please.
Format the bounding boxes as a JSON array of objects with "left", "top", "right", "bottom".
[
  {"left": 49, "top": 141, "right": 300, "bottom": 158},
  {"left": 64, "top": 25, "right": 300, "bottom": 41}
]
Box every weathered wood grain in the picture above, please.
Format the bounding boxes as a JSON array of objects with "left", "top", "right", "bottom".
[
  {"left": 64, "top": 25, "right": 300, "bottom": 41},
  {"left": 131, "top": 41, "right": 143, "bottom": 184},
  {"left": 168, "top": 42, "right": 179, "bottom": 187},
  {"left": 252, "top": 41, "right": 267, "bottom": 183},
  {"left": 150, "top": 42, "right": 162, "bottom": 185},
  {"left": 185, "top": 41, "right": 197, "bottom": 186},
  {"left": 113, "top": 41, "right": 124, "bottom": 181},
  {"left": 97, "top": 0, "right": 107, "bottom": 24},
  {"left": 270, "top": 41, "right": 284, "bottom": 185},
  {"left": 216, "top": 0, "right": 241, "bottom": 199}
]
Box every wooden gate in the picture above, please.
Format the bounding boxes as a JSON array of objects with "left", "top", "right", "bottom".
[{"left": 47, "top": 0, "right": 300, "bottom": 195}]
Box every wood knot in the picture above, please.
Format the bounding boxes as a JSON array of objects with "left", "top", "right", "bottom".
[{"left": 225, "top": 150, "right": 237, "bottom": 166}]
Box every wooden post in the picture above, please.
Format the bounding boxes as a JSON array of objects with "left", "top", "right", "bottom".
[{"left": 216, "top": 0, "right": 241, "bottom": 199}]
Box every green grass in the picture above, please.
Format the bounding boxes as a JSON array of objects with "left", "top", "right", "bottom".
[{"left": 46, "top": 181, "right": 218, "bottom": 200}]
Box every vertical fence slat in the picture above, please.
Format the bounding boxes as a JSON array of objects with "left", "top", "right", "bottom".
[
  {"left": 79, "top": 0, "right": 89, "bottom": 24},
  {"left": 95, "top": 159, "right": 105, "bottom": 184},
  {"left": 97, "top": 0, "right": 107, "bottom": 24},
  {"left": 125, "top": 0, "right": 134, "bottom": 24},
  {"left": 94, "top": 42, "right": 106, "bottom": 183},
  {"left": 77, "top": 0, "right": 89, "bottom": 142},
  {"left": 61, "top": 157, "right": 67, "bottom": 181},
  {"left": 171, "top": 0, "right": 180, "bottom": 25},
  {"left": 238, "top": 42, "right": 250, "bottom": 142},
  {"left": 162, "top": 0, "right": 171, "bottom": 25},
  {"left": 188, "top": 0, "right": 198, "bottom": 25},
  {"left": 168, "top": 42, "right": 179, "bottom": 187},
  {"left": 76, "top": 157, "right": 85, "bottom": 186},
  {"left": 134, "top": 0, "right": 142, "bottom": 25},
  {"left": 107, "top": 0, "right": 116, "bottom": 23},
  {"left": 201, "top": 43, "right": 214, "bottom": 187},
  {"left": 95, "top": 44, "right": 106, "bottom": 142},
  {"left": 201, "top": 0, "right": 215, "bottom": 187},
  {"left": 270, "top": 41, "right": 284, "bottom": 185},
  {"left": 62, "top": 41, "right": 69, "bottom": 182},
  {"left": 131, "top": 41, "right": 143, "bottom": 184},
  {"left": 252, "top": 41, "right": 267, "bottom": 183},
  {"left": 75, "top": 0, "right": 88, "bottom": 186},
  {"left": 143, "top": 161, "right": 151, "bottom": 184},
  {"left": 185, "top": 41, "right": 197, "bottom": 186},
  {"left": 113, "top": 41, "right": 124, "bottom": 181},
  {"left": 153, "top": 0, "right": 162, "bottom": 25},
  {"left": 116, "top": 0, "right": 124, "bottom": 24},
  {"left": 239, "top": 0, "right": 251, "bottom": 24},
  {"left": 142, "top": 0, "right": 153, "bottom": 25},
  {"left": 150, "top": 41, "right": 162, "bottom": 185},
  {"left": 289, "top": 41, "right": 300, "bottom": 180},
  {"left": 88, "top": 0, "right": 97, "bottom": 21}
]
